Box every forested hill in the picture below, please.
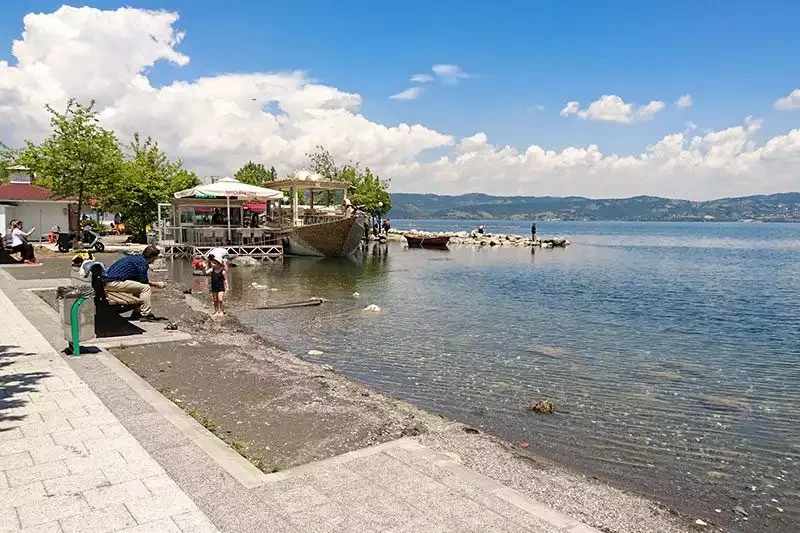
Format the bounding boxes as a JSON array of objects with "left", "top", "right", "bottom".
[{"left": 387, "top": 192, "right": 800, "bottom": 222}]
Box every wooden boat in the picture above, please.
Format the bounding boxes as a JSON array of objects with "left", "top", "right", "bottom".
[
  {"left": 404, "top": 234, "right": 450, "bottom": 248},
  {"left": 279, "top": 215, "right": 365, "bottom": 257}
]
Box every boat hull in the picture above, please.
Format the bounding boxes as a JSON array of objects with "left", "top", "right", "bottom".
[
  {"left": 404, "top": 234, "right": 450, "bottom": 248},
  {"left": 280, "top": 216, "right": 365, "bottom": 257}
]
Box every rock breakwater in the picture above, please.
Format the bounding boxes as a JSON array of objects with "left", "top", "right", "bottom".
[{"left": 385, "top": 229, "right": 570, "bottom": 248}]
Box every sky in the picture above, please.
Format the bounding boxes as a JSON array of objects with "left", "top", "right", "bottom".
[{"left": 0, "top": 1, "right": 799, "bottom": 199}]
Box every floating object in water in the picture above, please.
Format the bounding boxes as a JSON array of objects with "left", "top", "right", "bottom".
[
  {"left": 352, "top": 292, "right": 360, "bottom": 298},
  {"left": 528, "top": 400, "right": 556, "bottom": 414},
  {"left": 251, "top": 282, "right": 268, "bottom": 289},
  {"left": 256, "top": 298, "right": 324, "bottom": 310},
  {"left": 363, "top": 304, "right": 381, "bottom": 312},
  {"left": 308, "top": 350, "right": 324, "bottom": 356}
]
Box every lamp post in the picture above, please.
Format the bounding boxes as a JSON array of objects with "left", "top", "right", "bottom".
[{"left": 377, "top": 202, "right": 384, "bottom": 236}]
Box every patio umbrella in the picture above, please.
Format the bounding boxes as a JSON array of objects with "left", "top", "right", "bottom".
[{"left": 174, "top": 177, "right": 283, "bottom": 240}]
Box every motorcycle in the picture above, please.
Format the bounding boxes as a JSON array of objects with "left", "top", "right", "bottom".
[{"left": 55, "top": 225, "right": 106, "bottom": 253}]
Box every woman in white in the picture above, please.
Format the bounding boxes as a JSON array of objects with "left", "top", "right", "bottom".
[{"left": 11, "top": 219, "right": 37, "bottom": 263}]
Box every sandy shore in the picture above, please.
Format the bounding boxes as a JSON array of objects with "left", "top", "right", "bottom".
[{"left": 105, "top": 281, "right": 701, "bottom": 533}]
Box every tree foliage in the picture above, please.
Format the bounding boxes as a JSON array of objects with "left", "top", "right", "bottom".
[
  {"left": 304, "top": 146, "right": 391, "bottom": 216},
  {"left": 104, "top": 133, "right": 199, "bottom": 240},
  {"left": 235, "top": 161, "right": 267, "bottom": 186},
  {"left": 17, "top": 99, "right": 123, "bottom": 219}
]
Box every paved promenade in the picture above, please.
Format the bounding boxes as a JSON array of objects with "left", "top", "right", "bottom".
[{"left": 0, "top": 270, "right": 600, "bottom": 533}]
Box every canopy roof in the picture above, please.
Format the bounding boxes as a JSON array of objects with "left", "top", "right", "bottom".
[
  {"left": 270, "top": 179, "right": 351, "bottom": 192},
  {"left": 174, "top": 177, "right": 283, "bottom": 200}
]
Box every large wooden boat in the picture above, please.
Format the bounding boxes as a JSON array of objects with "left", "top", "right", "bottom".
[
  {"left": 270, "top": 176, "right": 365, "bottom": 257},
  {"left": 278, "top": 215, "right": 365, "bottom": 257}
]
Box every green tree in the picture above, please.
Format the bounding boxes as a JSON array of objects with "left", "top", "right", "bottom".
[
  {"left": 104, "top": 133, "right": 200, "bottom": 241},
  {"left": 351, "top": 167, "right": 391, "bottom": 217},
  {"left": 266, "top": 165, "right": 278, "bottom": 182},
  {"left": 235, "top": 161, "right": 269, "bottom": 186},
  {"left": 17, "top": 99, "right": 123, "bottom": 221}
]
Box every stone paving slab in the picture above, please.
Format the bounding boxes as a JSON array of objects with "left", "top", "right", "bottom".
[
  {"left": 0, "top": 287, "right": 218, "bottom": 533},
  {"left": 1, "top": 268, "right": 601, "bottom": 533}
]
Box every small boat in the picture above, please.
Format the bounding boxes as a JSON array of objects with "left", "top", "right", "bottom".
[{"left": 404, "top": 234, "right": 450, "bottom": 248}]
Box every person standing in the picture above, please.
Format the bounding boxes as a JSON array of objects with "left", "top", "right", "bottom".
[
  {"left": 382, "top": 218, "right": 391, "bottom": 235},
  {"left": 11, "top": 220, "right": 37, "bottom": 263},
  {"left": 531, "top": 222, "right": 537, "bottom": 241},
  {"left": 206, "top": 255, "right": 228, "bottom": 316},
  {"left": 105, "top": 246, "right": 165, "bottom": 320}
]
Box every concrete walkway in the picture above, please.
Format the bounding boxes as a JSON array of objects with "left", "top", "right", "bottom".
[{"left": 0, "top": 271, "right": 600, "bottom": 533}]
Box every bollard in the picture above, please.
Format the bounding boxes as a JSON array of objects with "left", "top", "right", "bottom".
[{"left": 69, "top": 296, "right": 87, "bottom": 357}]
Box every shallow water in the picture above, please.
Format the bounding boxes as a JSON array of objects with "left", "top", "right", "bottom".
[{"left": 171, "top": 221, "right": 800, "bottom": 530}]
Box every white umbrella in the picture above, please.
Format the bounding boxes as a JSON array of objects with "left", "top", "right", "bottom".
[{"left": 174, "top": 177, "right": 283, "bottom": 240}]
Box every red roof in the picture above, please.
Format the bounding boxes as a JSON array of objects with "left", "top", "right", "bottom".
[{"left": 0, "top": 183, "right": 67, "bottom": 202}]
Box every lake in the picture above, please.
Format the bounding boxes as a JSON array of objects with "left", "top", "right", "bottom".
[{"left": 182, "top": 221, "right": 800, "bottom": 530}]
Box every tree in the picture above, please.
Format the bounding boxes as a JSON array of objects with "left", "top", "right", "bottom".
[
  {"left": 304, "top": 146, "right": 391, "bottom": 215},
  {"left": 351, "top": 167, "right": 392, "bottom": 217},
  {"left": 17, "top": 99, "right": 123, "bottom": 222},
  {"left": 266, "top": 165, "right": 278, "bottom": 182},
  {"left": 104, "top": 133, "right": 200, "bottom": 241},
  {"left": 235, "top": 161, "right": 269, "bottom": 186}
]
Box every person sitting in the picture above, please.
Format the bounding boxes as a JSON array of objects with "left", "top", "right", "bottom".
[
  {"left": 211, "top": 209, "right": 224, "bottom": 225},
  {"left": 10, "top": 219, "right": 37, "bottom": 264},
  {"left": 104, "top": 246, "right": 165, "bottom": 321}
]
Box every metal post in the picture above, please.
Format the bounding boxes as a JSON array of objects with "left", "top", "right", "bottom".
[{"left": 70, "top": 296, "right": 86, "bottom": 356}]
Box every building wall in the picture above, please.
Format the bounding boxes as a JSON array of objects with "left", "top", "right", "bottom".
[{"left": 2, "top": 202, "right": 71, "bottom": 242}]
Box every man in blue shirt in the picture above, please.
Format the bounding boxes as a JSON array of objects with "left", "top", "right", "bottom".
[{"left": 105, "top": 246, "right": 165, "bottom": 320}]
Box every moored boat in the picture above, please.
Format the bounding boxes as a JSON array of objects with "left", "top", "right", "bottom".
[
  {"left": 279, "top": 215, "right": 365, "bottom": 257},
  {"left": 404, "top": 234, "right": 450, "bottom": 248}
]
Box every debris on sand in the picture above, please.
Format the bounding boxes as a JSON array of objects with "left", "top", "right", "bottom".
[
  {"left": 307, "top": 350, "right": 324, "bottom": 356},
  {"left": 363, "top": 304, "right": 381, "bottom": 312},
  {"left": 528, "top": 400, "right": 556, "bottom": 414}
]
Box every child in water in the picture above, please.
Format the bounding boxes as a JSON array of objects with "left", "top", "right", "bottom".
[{"left": 206, "top": 254, "right": 228, "bottom": 316}]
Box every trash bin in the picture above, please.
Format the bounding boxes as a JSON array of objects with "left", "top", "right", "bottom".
[{"left": 56, "top": 286, "right": 96, "bottom": 349}]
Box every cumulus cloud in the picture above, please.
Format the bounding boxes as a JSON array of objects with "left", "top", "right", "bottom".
[
  {"left": 389, "top": 87, "right": 424, "bottom": 101},
  {"left": 410, "top": 73, "right": 434, "bottom": 83},
  {"left": 0, "top": 6, "right": 452, "bottom": 180},
  {"left": 1, "top": 6, "right": 798, "bottom": 200},
  {"left": 675, "top": 94, "right": 693, "bottom": 108},
  {"left": 432, "top": 64, "right": 470, "bottom": 84},
  {"left": 560, "top": 95, "right": 666, "bottom": 123},
  {"left": 774, "top": 89, "right": 800, "bottom": 111}
]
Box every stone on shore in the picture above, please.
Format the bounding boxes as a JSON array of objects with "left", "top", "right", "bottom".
[
  {"left": 388, "top": 228, "right": 570, "bottom": 249},
  {"left": 363, "top": 304, "right": 381, "bottom": 312}
]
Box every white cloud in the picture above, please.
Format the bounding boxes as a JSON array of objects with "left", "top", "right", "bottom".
[
  {"left": 675, "top": 94, "right": 693, "bottom": 108},
  {"left": 0, "top": 6, "right": 452, "bottom": 180},
  {"left": 1, "top": 6, "right": 798, "bottom": 201},
  {"left": 389, "top": 87, "right": 424, "bottom": 101},
  {"left": 410, "top": 74, "right": 434, "bottom": 83},
  {"left": 560, "top": 95, "right": 666, "bottom": 123},
  {"left": 432, "top": 64, "right": 470, "bottom": 84},
  {"left": 526, "top": 104, "right": 545, "bottom": 114},
  {"left": 774, "top": 89, "right": 800, "bottom": 111}
]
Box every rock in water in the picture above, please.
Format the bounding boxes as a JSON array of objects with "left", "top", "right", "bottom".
[
  {"left": 695, "top": 519, "right": 707, "bottom": 526},
  {"left": 307, "top": 350, "right": 324, "bottom": 356},
  {"left": 232, "top": 256, "right": 260, "bottom": 266},
  {"left": 250, "top": 282, "right": 268, "bottom": 289},
  {"left": 733, "top": 506, "right": 748, "bottom": 517},
  {"left": 528, "top": 400, "right": 556, "bottom": 414},
  {"left": 352, "top": 292, "right": 361, "bottom": 298},
  {"left": 363, "top": 304, "right": 381, "bottom": 312}
]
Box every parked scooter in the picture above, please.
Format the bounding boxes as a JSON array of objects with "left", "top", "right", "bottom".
[{"left": 55, "top": 225, "right": 106, "bottom": 253}]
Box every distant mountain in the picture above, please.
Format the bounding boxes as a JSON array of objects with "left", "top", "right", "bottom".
[{"left": 387, "top": 192, "right": 800, "bottom": 222}]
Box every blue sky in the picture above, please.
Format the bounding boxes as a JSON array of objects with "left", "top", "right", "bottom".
[
  {"left": 3, "top": 1, "right": 798, "bottom": 152},
  {"left": 1, "top": 2, "right": 798, "bottom": 197}
]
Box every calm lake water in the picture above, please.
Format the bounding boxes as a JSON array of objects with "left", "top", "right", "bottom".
[{"left": 177, "top": 221, "right": 800, "bottom": 530}]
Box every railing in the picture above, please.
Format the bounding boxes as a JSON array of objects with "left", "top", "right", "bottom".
[{"left": 164, "top": 226, "right": 280, "bottom": 247}]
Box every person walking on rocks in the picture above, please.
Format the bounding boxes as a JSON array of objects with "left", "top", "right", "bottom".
[
  {"left": 105, "top": 246, "right": 165, "bottom": 321},
  {"left": 531, "top": 222, "right": 537, "bottom": 241}
]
